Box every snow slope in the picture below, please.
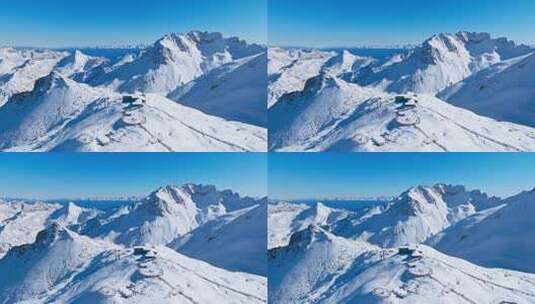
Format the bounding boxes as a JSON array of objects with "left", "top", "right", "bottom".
[
  {"left": 0, "top": 72, "right": 266, "bottom": 152},
  {"left": 439, "top": 52, "right": 535, "bottom": 127},
  {"left": 0, "top": 184, "right": 268, "bottom": 303},
  {"left": 268, "top": 47, "right": 335, "bottom": 108},
  {"left": 0, "top": 201, "right": 61, "bottom": 258},
  {"left": 430, "top": 188, "right": 535, "bottom": 273},
  {"left": 269, "top": 74, "right": 535, "bottom": 152},
  {"left": 0, "top": 224, "right": 266, "bottom": 304},
  {"left": 173, "top": 202, "right": 267, "bottom": 276},
  {"left": 169, "top": 52, "right": 267, "bottom": 127},
  {"left": 269, "top": 226, "right": 535, "bottom": 303},
  {"left": 268, "top": 201, "right": 350, "bottom": 249},
  {"left": 0, "top": 48, "right": 66, "bottom": 106}
]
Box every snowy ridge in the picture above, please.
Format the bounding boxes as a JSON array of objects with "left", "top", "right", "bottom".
[
  {"left": 0, "top": 184, "right": 267, "bottom": 303},
  {"left": 81, "top": 184, "right": 264, "bottom": 246},
  {"left": 269, "top": 228, "right": 535, "bottom": 304},
  {"left": 0, "top": 72, "right": 266, "bottom": 152},
  {"left": 269, "top": 74, "right": 535, "bottom": 152},
  {"left": 269, "top": 184, "right": 535, "bottom": 303},
  {"left": 0, "top": 31, "right": 267, "bottom": 151},
  {"left": 269, "top": 31, "right": 535, "bottom": 151}
]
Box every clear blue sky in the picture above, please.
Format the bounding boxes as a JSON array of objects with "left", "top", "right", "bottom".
[
  {"left": 0, "top": 153, "right": 267, "bottom": 199},
  {"left": 269, "top": 153, "right": 535, "bottom": 200},
  {"left": 0, "top": 0, "right": 266, "bottom": 47},
  {"left": 269, "top": 0, "right": 535, "bottom": 47}
]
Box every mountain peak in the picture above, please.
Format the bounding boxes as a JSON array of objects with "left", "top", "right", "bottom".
[
  {"left": 32, "top": 71, "right": 69, "bottom": 93},
  {"left": 287, "top": 225, "right": 331, "bottom": 250},
  {"left": 33, "top": 222, "right": 74, "bottom": 246}
]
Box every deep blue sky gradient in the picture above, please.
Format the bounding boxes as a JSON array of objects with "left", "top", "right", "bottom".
[
  {"left": 269, "top": 0, "right": 535, "bottom": 47},
  {"left": 269, "top": 153, "right": 535, "bottom": 200},
  {"left": 0, "top": 0, "right": 267, "bottom": 47},
  {"left": 0, "top": 153, "right": 267, "bottom": 199}
]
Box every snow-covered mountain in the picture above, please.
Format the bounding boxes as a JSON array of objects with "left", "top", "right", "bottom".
[
  {"left": 0, "top": 72, "right": 266, "bottom": 152},
  {"left": 0, "top": 224, "right": 266, "bottom": 303},
  {"left": 0, "top": 184, "right": 267, "bottom": 303},
  {"left": 269, "top": 74, "right": 535, "bottom": 151},
  {"left": 86, "top": 31, "right": 264, "bottom": 95},
  {"left": 169, "top": 52, "right": 267, "bottom": 127},
  {"left": 268, "top": 47, "right": 335, "bottom": 108},
  {"left": 357, "top": 31, "right": 533, "bottom": 94},
  {"left": 268, "top": 201, "right": 350, "bottom": 249},
  {"left": 269, "top": 31, "right": 535, "bottom": 151},
  {"left": 0, "top": 201, "right": 61, "bottom": 258},
  {"left": 439, "top": 52, "right": 535, "bottom": 127},
  {"left": 269, "top": 184, "right": 535, "bottom": 303},
  {"left": 269, "top": 226, "right": 535, "bottom": 304},
  {"left": 173, "top": 201, "right": 267, "bottom": 276},
  {"left": 81, "top": 184, "right": 263, "bottom": 246},
  {"left": 429, "top": 188, "right": 535, "bottom": 273},
  {"left": 0, "top": 31, "right": 267, "bottom": 151},
  {"left": 330, "top": 184, "right": 502, "bottom": 247},
  {"left": 0, "top": 48, "right": 66, "bottom": 106}
]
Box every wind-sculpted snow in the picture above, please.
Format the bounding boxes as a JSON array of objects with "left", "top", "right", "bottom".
[
  {"left": 0, "top": 31, "right": 267, "bottom": 151},
  {"left": 0, "top": 184, "right": 268, "bottom": 303},
  {"left": 269, "top": 185, "right": 535, "bottom": 303},
  {"left": 269, "top": 74, "right": 535, "bottom": 152}
]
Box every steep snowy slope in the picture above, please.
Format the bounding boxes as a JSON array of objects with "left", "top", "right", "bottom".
[
  {"left": 0, "top": 223, "right": 110, "bottom": 303},
  {"left": 269, "top": 227, "right": 535, "bottom": 304},
  {"left": 0, "top": 72, "right": 266, "bottom": 152},
  {"left": 268, "top": 47, "right": 335, "bottom": 108},
  {"left": 268, "top": 201, "right": 350, "bottom": 249},
  {"left": 269, "top": 226, "right": 375, "bottom": 304},
  {"left": 430, "top": 188, "right": 535, "bottom": 273},
  {"left": 169, "top": 52, "right": 267, "bottom": 127},
  {"left": 0, "top": 224, "right": 266, "bottom": 304},
  {"left": 173, "top": 202, "right": 267, "bottom": 276},
  {"left": 82, "top": 184, "right": 263, "bottom": 246},
  {"left": 0, "top": 201, "right": 61, "bottom": 257},
  {"left": 46, "top": 246, "right": 266, "bottom": 304},
  {"left": 439, "top": 52, "right": 535, "bottom": 127},
  {"left": 269, "top": 74, "right": 535, "bottom": 152},
  {"left": 357, "top": 31, "right": 533, "bottom": 94},
  {"left": 0, "top": 48, "right": 66, "bottom": 106},
  {"left": 330, "top": 185, "right": 501, "bottom": 247},
  {"left": 87, "top": 31, "right": 264, "bottom": 95}
]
